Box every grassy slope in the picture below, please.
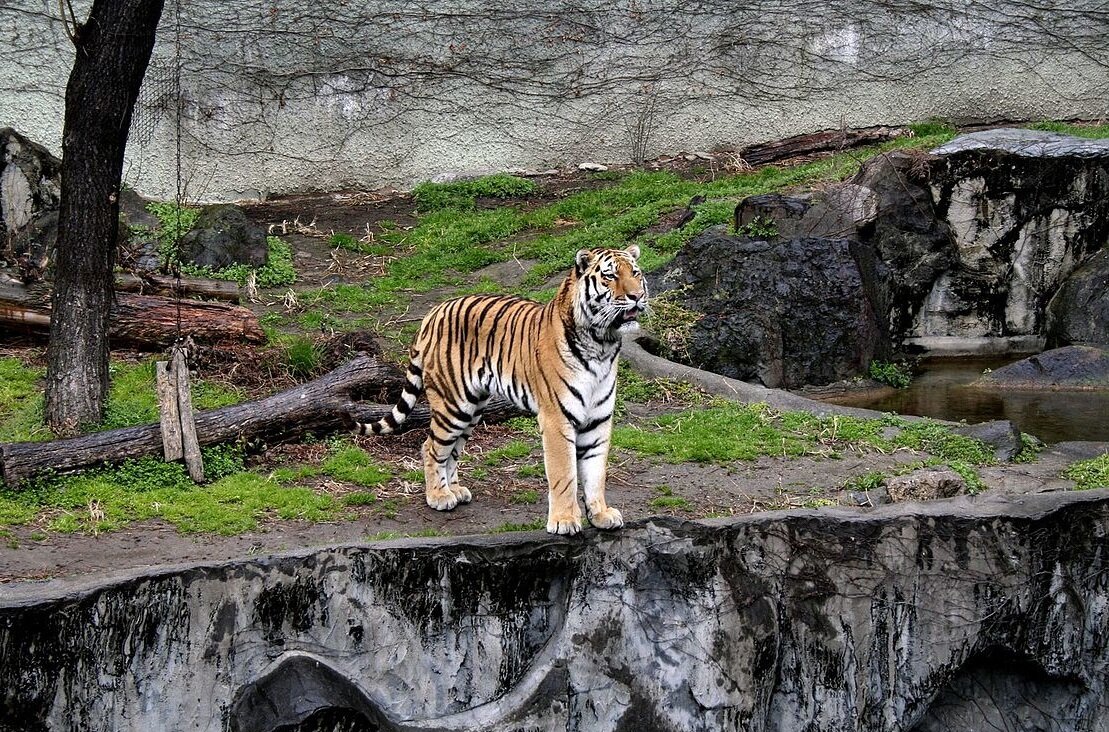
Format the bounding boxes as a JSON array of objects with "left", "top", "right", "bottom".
[{"left": 4, "top": 121, "right": 1107, "bottom": 536}]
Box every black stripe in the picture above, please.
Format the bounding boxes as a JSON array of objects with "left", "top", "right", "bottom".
[
  {"left": 579, "top": 413, "right": 611, "bottom": 435},
  {"left": 559, "top": 375, "right": 585, "bottom": 406}
]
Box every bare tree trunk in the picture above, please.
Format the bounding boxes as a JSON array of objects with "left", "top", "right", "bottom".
[{"left": 44, "top": 0, "right": 165, "bottom": 435}]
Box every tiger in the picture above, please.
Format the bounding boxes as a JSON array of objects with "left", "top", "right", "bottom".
[{"left": 351, "top": 245, "right": 647, "bottom": 535}]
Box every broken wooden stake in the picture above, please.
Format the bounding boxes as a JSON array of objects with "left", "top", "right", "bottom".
[{"left": 155, "top": 346, "right": 204, "bottom": 482}]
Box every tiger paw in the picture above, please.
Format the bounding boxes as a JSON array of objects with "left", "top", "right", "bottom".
[
  {"left": 590, "top": 506, "right": 624, "bottom": 530},
  {"left": 426, "top": 488, "right": 461, "bottom": 511},
  {"left": 448, "top": 483, "right": 472, "bottom": 504},
  {"left": 546, "top": 515, "right": 582, "bottom": 535}
]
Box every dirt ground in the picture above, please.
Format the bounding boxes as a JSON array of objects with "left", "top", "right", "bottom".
[{"left": 1, "top": 160, "right": 1104, "bottom": 584}]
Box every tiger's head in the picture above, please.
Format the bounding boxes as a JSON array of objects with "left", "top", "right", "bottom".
[{"left": 570, "top": 245, "right": 648, "bottom": 339}]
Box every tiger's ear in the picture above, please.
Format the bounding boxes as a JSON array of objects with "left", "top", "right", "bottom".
[
  {"left": 625, "top": 244, "right": 641, "bottom": 261},
  {"left": 575, "top": 249, "right": 593, "bottom": 274}
]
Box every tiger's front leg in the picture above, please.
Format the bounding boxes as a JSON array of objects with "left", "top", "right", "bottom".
[
  {"left": 538, "top": 412, "right": 582, "bottom": 535},
  {"left": 576, "top": 416, "right": 623, "bottom": 530}
]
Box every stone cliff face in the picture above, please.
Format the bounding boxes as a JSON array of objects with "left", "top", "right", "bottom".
[
  {"left": 651, "top": 129, "right": 1109, "bottom": 386},
  {"left": 2, "top": 490, "right": 1108, "bottom": 731}
]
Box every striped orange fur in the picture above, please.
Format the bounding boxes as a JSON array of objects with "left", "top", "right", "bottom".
[{"left": 352, "top": 245, "right": 647, "bottom": 534}]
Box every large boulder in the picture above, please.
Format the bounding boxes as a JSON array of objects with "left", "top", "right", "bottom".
[
  {"left": 1045, "top": 247, "right": 1109, "bottom": 347},
  {"left": 650, "top": 227, "right": 884, "bottom": 388},
  {"left": 1, "top": 128, "right": 62, "bottom": 276},
  {"left": 177, "top": 204, "right": 268, "bottom": 270},
  {"left": 917, "top": 129, "right": 1109, "bottom": 347},
  {"left": 974, "top": 345, "right": 1109, "bottom": 390}
]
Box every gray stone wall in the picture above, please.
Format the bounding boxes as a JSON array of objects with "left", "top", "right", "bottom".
[
  {"left": 2, "top": 1, "right": 1108, "bottom": 201},
  {"left": 2, "top": 490, "right": 1108, "bottom": 731}
]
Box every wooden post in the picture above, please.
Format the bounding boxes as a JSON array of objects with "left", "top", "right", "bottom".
[
  {"left": 155, "top": 361, "right": 183, "bottom": 461},
  {"left": 172, "top": 347, "right": 204, "bottom": 482},
  {"left": 155, "top": 346, "right": 204, "bottom": 482}
]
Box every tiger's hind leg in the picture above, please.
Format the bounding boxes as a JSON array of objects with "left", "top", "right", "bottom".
[
  {"left": 443, "top": 401, "right": 486, "bottom": 505},
  {"left": 422, "top": 389, "right": 482, "bottom": 511}
]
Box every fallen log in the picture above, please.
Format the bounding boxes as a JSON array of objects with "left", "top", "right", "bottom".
[
  {"left": 0, "top": 290, "right": 264, "bottom": 348},
  {"left": 738, "top": 126, "right": 907, "bottom": 167},
  {"left": 0, "top": 356, "right": 525, "bottom": 486},
  {"left": 114, "top": 272, "right": 243, "bottom": 303}
]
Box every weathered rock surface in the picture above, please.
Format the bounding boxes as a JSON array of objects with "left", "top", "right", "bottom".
[
  {"left": 1, "top": 128, "right": 62, "bottom": 278},
  {"left": 650, "top": 228, "right": 883, "bottom": 388},
  {"left": 919, "top": 129, "right": 1109, "bottom": 348},
  {"left": 885, "top": 467, "right": 967, "bottom": 502},
  {"left": 974, "top": 345, "right": 1109, "bottom": 390},
  {"left": 2, "top": 491, "right": 1108, "bottom": 732},
  {"left": 178, "top": 204, "right": 268, "bottom": 270},
  {"left": 1045, "top": 247, "right": 1109, "bottom": 347}
]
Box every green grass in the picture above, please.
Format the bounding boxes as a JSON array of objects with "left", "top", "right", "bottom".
[
  {"left": 492, "top": 518, "right": 546, "bottom": 533},
  {"left": 309, "top": 127, "right": 956, "bottom": 309},
  {"left": 412, "top": 173, "right": 538, "bottom": 212},
  {"left": 320, "top": 445, "right": 392, "bottom": 487},
  {"left": 0, "top": 446, "right": 339, "bottom": 534},
  {"left": 614, "top": 402, "right": 996, "bottom": 468},
  {"left": 0, "top": 358, "right": 244, "bottom": 443},
  {"left": 510, "top": 489, "right": 540, "bottom": 505},
  {"left": 1027, "top": 121, "right": 1109, "bottom": 138},
  {"left": 0, "top": 357, "right": 48, "bottom": 442},
  {"left": 1063, "top": 453, "right": 1109, "bottom": 490},
  {"left": 483, "top": 440, "right": 535, "bottom": 465},
  {"left": 649, "top": 485, "right": 691, "bottom": 510}
]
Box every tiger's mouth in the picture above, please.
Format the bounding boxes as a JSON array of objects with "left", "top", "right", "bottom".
[{"left": 615, "top": 305, "right": 645, "bottom": 327}]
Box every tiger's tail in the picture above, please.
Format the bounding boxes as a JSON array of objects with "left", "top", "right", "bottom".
[{"left": 355, "top": 356, "right": 424, "bottom": 435}]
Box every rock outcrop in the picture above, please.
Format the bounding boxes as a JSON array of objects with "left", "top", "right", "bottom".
[
  {"left": 973, "top": 345, "right": 1109, "bottom": 390},
  {"left": 650, "top": 226, "right": 884, "bottom": 387},
  {"left": 1045, "top": 247, "right": 1109, "bottom": 348},
  {"left": 919, "top": 129, "right": 1109, "bottom": 350},
  {"left": 653, "top": 129, "right": 1109, "bottom": 387},
  {"left": 178, "top": 204, "right": 269, "bottom": 270},
  {"left": 2, "top": 491, "right": 1108, "bottom": 731},
  {"left": 1, "top": 128, "right": 62, "bottom": 279}
]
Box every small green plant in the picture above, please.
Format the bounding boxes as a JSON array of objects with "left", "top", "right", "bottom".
[
  {"left": 493, "top": 519, "right": 546, "bottom": 533},
  {"left": 640, "top": 287, "right": 704, "bottom": 363},
  {"left": 843, "top": 471, "right": 887, "bottom": 492},
  {"left": 510, "top": 489, "right": 540, "bottom": 505},
  {"left": 516, "top": 464, "right": 545, "bottom": 479},
  {"left": 650, "top": 495, "right": 691, "bottom": 509},
  {"left": 483, "top": 440, "right": 534, "bottom": 465},
  {"left": 329, "top": 233, "right": 359, "bottom": 249},
  {"left": 1063, "top": 453, "right": 1109, "bottom": 490},
  {"left": 283, "top": 336, "right": 321, "bottom": 380},
  {"left": 341, "top": 491, "right": 378, "bottom": 507},
  {"left": 735, "top": 214, "right": 778, "bottom": 239},
  {"left": 412, "top": 174, "right": 538, "bottom": 212},
  {"left": 321, "top": 445, "right": 392, "bottom": 487},
  {"left": 868, "top": 360, "right": 914, "bottom": 389}
]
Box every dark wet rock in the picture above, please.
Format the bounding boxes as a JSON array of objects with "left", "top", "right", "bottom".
[
  {"left": 975, "top": 346, "right": 1109, "bottom": 390},
  {"left": 178, "top": 204, "right": 268, "bottom": 270},
  {"left": 650, "top": 227, "right": 883, "bottom": 388},
  {"left": 952, "top": 419, "right": 1024, "bottom": 462},
  {"left": 2, "top": 492, "right": 1109, "bottom": 731},
  {"left": 886, "top": 467, "right": 967, "bottom": 502},
  {"left": 1045, "top": 247, "right": 1109, "bottom": 347}
]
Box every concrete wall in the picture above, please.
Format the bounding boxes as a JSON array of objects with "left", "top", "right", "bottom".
[{"left": 3, "top": 1, "right": 1108, "bottom": 201}]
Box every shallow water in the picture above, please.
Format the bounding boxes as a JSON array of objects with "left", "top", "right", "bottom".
[{"left": 835, "top": 357, "right": 1109, "bottom": 444}]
